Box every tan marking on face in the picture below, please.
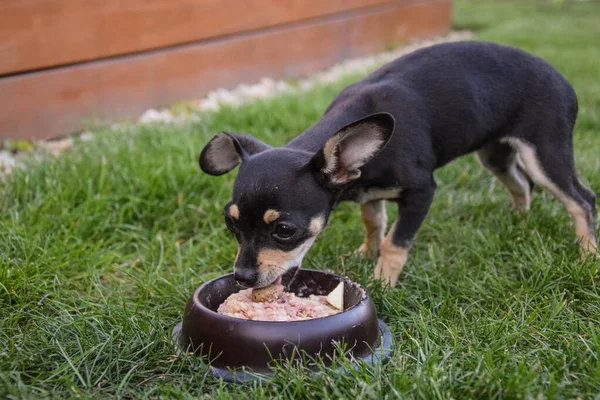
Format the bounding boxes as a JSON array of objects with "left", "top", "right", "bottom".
[
  {"left": 257, "top": 248, "right": 290, "bottom": 283},
  {"left": 309, "top": 215, "right": 325, "bottom": 235},
  {"left": 254, "top": 236, "right": 318, "bottom": 287},
  {"left": 263, "top": 209, "right": 280, "bottom": 224},
  {"left": 229, "top": 204, "right": 240, "bottom": 220},
  {"left": 234, "top": 246, "right": 240, "bottom": 264},
  {"left": 257, "top": 249, "right": 290, "bottom": 271},
  {"left": 373, "top": 222, "right": 410, "bottom": 287}
]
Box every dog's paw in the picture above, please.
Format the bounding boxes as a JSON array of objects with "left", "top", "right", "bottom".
[
  {"left": 373, "top": 261, "right": 401, "bottom": 288},
  {"left": 578, "top": 240, "right": 599, "bottom": 262},
  {"left": 373, "top": 243, "right": 409, "bottom": 288},
  {"left": 511, "top": 193, "right": 531, "bottom": 213}
]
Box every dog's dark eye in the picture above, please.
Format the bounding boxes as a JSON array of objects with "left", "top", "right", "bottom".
[{"left": 273, "top": 223, "right": 296, "bottom": 239}]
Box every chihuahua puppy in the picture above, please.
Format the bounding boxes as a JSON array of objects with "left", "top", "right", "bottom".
[{"left": 199, "top": 41, "right": 597, "bottom": 288}]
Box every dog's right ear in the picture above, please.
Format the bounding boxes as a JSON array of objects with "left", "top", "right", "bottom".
[
  {"left": 309, "top": 112, "right": 395, "bottom": 187},
  {"left": 199, "top": 132, "right": 271, "bottom": 176}
]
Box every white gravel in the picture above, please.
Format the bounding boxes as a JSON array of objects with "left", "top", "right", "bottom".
[
  {"left": 139, "top": 109, "right": 175, "bottom": 124},
  {"left": 192, "top": 31, "right": 473, "bottom": 112},
  {"left": 0, "top": 150, "right": 16, "bottom": 176}
]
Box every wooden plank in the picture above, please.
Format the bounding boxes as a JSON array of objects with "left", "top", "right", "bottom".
[
  {"left": 0, "top": 0, "right": 403, "bottom": 75},
  {"left": 0, "top": 0, "right": 451, "bottom": 140}
]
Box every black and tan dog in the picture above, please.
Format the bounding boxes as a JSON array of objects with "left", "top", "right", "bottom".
[{"left": 199, "top": 41, "right": 598, "bottom": 289}]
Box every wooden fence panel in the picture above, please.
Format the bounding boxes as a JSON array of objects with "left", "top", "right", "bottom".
[
  {"left": 0, "top": 0, "right": 406, "bottom": 75},
  {"left": 0, "top": 0, "right": 451, "bottom": 140}
]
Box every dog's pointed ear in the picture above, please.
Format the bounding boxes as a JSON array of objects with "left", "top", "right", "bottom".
[
  {"left": 310, "top": 112, "right": 395, "bottom": 186},
  {"left": 199, "top": 132, "right": 271, "bottom": 176}
]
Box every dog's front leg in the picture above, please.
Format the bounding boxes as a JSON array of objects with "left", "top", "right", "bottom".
[
  {"left": 374, "top": 184, "right": 435, "bottom": 287},
  {"left": 358, "top": 200, "right": 387, "bottom": 257}
]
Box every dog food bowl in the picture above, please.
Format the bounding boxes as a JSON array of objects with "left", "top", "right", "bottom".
[{"left": 172, "top": 269, "right": 392, "bottom": 382}]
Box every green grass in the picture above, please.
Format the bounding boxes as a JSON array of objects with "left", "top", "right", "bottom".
[{"left": 2, "top": 0, "right": 600, "bottom": 398}]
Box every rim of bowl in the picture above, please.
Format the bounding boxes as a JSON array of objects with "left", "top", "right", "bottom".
[{"left": 191, "top": 269, "right": 370, "bottom": 325}]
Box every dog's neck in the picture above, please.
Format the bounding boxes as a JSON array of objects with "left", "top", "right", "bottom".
[{"left": 285, "top": 101, "right": 372, "bottom": 153}]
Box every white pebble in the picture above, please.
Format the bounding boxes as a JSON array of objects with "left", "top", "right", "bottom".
[
  {"left": 0, "top": 151, "right": 17, "bottom": 173},
  {"left": 139, "top": 109, "right": 174, "bottom": 124},
  {"left": 38, "top": 138, "right": 74, "bottom": 156}
]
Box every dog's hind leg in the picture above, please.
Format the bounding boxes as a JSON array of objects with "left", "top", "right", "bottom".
[
  {"left": 374, "top": 183, "right": 436, "bottom": 287},
  {"left": 505, "top": 137, "right": 598, "bottom": 257},
  {"left": 358, "top": 200, "right": 387, "bottom": 257},
  {"left": 477, "top": 141, "right": 533, "bottom": 212}
]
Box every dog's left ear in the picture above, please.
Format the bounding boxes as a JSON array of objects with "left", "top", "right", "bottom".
[
  {"left": 199, "top": 132, "right": 271, "bottom": 176},
  {"left": 311, "top": 112, "right": 395, "bottom": 186}
]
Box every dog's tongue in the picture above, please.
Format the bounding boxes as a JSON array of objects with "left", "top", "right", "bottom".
[{"left": 273, "top": 276, "right": 283, "bottom": 285}]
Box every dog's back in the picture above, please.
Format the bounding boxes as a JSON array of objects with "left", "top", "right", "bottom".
[{"left": 311, "top": 41, "right": 577, "bottom": 167}]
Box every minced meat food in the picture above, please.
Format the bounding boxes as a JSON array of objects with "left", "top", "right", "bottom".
[{"left": 217, "top": 288, "right": 341, "bottom": 321}]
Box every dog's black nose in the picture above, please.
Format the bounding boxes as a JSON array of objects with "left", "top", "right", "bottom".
[{"left": 234, "top": 269, "right": 257, "bottom": 287}]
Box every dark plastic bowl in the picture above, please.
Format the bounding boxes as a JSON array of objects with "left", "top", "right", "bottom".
[{"left": 173, "top": 269, "right": 389, "bottom": 377}]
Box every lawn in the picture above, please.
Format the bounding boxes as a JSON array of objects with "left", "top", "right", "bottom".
[{"left": 2, "top": 0, "right": 600, "bottom": 398}]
